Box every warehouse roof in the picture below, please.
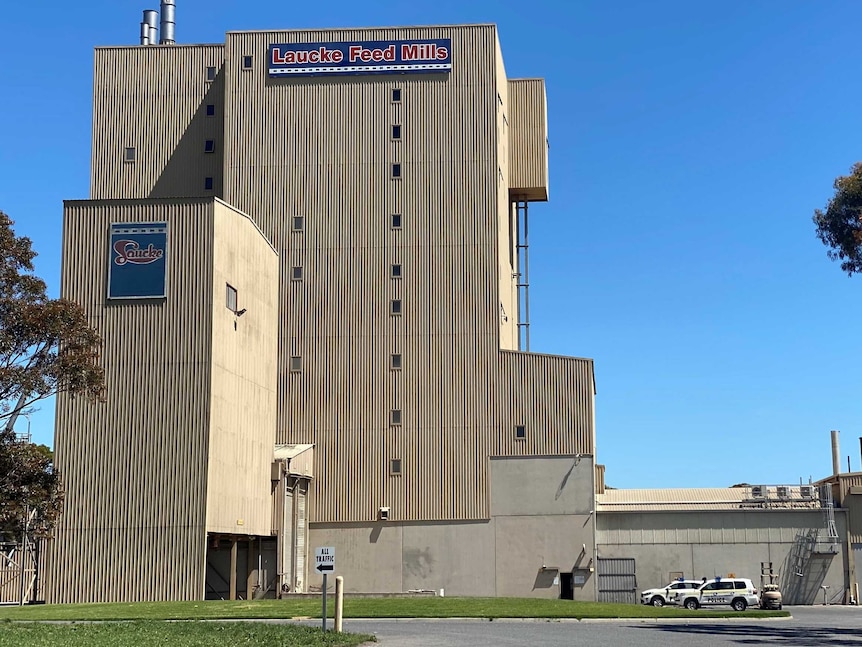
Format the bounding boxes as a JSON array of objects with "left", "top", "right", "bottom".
[{"left": 597, "top": 486, "right": 820, "bottom": 512}]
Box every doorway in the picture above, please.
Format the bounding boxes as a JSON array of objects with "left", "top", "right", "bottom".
[{"left": 560, "top": 572, "right": 574, "bottom": 600}]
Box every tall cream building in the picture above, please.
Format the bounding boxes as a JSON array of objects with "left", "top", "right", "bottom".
[{"left": 46, "top": 8, "right": 598, "bottom": 603}]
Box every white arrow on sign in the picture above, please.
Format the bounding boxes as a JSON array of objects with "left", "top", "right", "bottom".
[{"left": 315, "top": 546, "right": 336, "bottom": 574}]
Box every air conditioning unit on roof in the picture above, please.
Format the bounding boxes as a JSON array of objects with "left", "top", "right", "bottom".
[
  {"left": 751, "top": 485, "right": 765, "bottom": 499},
  {"left": 800, "top": 485, "right": 815, "bottom": 499},
  {"left": 776, "top": 486, "right": 790, "bottom": 499}
]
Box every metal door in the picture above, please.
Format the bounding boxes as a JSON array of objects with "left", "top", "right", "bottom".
[{"left": 597, "top": 557, "right": 637, "bottom": 604}]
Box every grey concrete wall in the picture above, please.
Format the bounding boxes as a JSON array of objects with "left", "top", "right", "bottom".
[
  {"left": 599, "top": 510, "right": 850, "bottom": 605},
  {"left": 490, "top": 455, "right": 596, "bottom": 600},
  {"left": 307, "top": 522, "right": 495, "bottom": 596},
  {"left": 305, "top": 456, "right": 598, "bottom": 598}
]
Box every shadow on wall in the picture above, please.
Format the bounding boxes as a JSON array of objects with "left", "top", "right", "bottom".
[
  {"left": 369, "top": 525, "right": 382, "bottom": 543},
  {"left": 554, "top": 457, "right": 580, "bottom": 501},
  {"left": 780, "top": 531, "right": 836, "bottom": 605},
  {"left": 149, "top": 67, "right": 225, "bottom": 199},
  {"left": 533, "top": 568, "right": 557, "bottom": 590}
]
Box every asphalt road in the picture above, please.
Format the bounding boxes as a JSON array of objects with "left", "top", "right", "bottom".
[{"left": 338, "top": 606, "right": 862, "bottom": 647}]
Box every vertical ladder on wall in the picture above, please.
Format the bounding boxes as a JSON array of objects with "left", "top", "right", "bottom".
[
  {"left": 820, "top": 484, "right": 840, "bottom": 546},
  {"left": 514, "top": 200, "right": 531, "bottom": 351}
]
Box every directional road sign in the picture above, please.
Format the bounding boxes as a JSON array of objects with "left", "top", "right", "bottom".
[{"left": 315, "top": 546, "right": 336, "bottom": 574}]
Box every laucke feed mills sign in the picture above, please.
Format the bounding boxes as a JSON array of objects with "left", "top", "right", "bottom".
[{"left": 268, "top": 39, "right": 452, "bottom": 77}]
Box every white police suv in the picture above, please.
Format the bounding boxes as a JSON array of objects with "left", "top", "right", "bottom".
[
  {"left": 640, "top": 579, "right": 702, "bottom": 607},
  {"left": 676, "top": 577, "right": 759, "bottom": 611}
]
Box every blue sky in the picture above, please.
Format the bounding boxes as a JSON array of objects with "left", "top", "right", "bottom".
[{"left": 2, "top": 1, "right": 861, "bottom": 488}]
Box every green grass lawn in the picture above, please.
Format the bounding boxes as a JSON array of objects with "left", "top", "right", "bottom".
[
  {"left": 0, "top": 621, "right": 374, "bottom": 647},
  {"left": 0, "top": 597, "right": 789, "bottom": 621}
]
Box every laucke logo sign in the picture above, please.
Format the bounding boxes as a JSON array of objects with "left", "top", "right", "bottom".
[
  {"left": 113, "top": 240, "right": 165, "bottom": 266},
  {"left": 108, "top": 222, "right": 168, "bottom": 299}
]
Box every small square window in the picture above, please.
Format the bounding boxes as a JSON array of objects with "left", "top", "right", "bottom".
[
  {"left": 204, "top": 139, "right": 215, "bottom": 154},
  {"left": 290, "top": 356, "right": 301, "bottom": 372},
  {"left": 515, "top": 425, "right": 526, "bottom": 440},
  {"left": 206, "top": 104, "right": 216, "bottom": 117},
  {"left": 391, "top": 264, "right": 402, "bottom": 278},
  {"left": 204, "top": 177, "right": 214, "bottom": 191},
  {"left": 391, "top": 409, "right": 402, "bottom": 425},
  {"left": 242, "top": 55, "right": 253, "bottom": 70},
  {"left": 390, "top": 353, "right": 402, "bottom": 370},
  {"left": 392, "top": 88, "right": 401, "bottom": 102},
  {"left": 392, "top": 163, "right": 401, "bottom": 178},
  {"left": 292, "top": 266, "right": 302, "bottom": 281},
  {"left": 206, "top": 66, "right": 217, "bottom": 82},
  {"left": 292, "top": 216, "right": 304, "bottom": 232},
  {"left": 390, "top": 299, "right": 402, "bottom": 315},
  {"left": 124, "top": 147, "right": 136, "bottom": 163},
  {"left": 391, "top": 214, "right": 402, "bottom": 229},
  {"left": 226, "top": 284, "right": 237, "bottom": 312},
  {"left": 392, "top": 125, "right": 401, "bottom": 140},
  {"left": 390, "top": 458, "right": 402, "bottom": 475}
]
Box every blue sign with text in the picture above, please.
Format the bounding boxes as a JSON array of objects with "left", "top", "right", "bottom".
[
  {"left": 268, "top": 39, "right": 452, "bottom": 77},
  {"left": 108, "top": 222, "right": 168, "bottom": 299}
]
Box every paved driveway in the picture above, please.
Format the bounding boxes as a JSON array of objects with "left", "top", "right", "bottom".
[{"left": 337, "top": 606, "right": 862, "bottom": 647}]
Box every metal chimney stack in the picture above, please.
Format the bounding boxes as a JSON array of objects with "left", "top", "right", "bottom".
[
  {"left": 159, "top": 0, "right": 176, "bottom": 45},
  {"left": 141, "top": 10, "right": 158, "bottom": 46},
  {"left": 831, "top": 429, "right": 841, "bottom": 475}
]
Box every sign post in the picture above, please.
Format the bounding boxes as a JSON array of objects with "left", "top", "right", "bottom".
[{"left": 315, "top": 547, "right": 336, "bottom": 631}]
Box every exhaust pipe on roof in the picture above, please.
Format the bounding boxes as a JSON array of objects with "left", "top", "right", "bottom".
[
  {"left": 831, "top": 429, "right": 840, "bottom": 476},
  {"left": 142, "top": 10, "right": 158, "bottom": 46},
  {"left": 159, "top": 0, "right": 176, "bottom": 45}
]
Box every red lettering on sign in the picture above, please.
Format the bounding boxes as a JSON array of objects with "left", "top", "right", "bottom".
[
  {"left": 273, "top": 46, "right": 344, "bottom": 66},
  {"left": 113, "top": 240, "right": 164, "bottom": 266}
]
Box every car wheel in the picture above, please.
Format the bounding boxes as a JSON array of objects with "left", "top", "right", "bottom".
[
  {"left": 731, "top": 598, "right": 747, "bottom": 611},
  {"left": 650, "top": 596, "right": 665, "bottom": 607},
  {"left": 778, "top": 604, "right": 782, "bottom": 610},
  {"left": 684, "top": 598, "right": 698, "bottom": 610}
]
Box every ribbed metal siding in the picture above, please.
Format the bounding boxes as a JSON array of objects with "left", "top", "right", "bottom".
[
  {"left": 844, "top": 491, "right": 862, "bottom": 544},
  {"left": 204, "top": 202, "right": 279, "bottom": 537},
  {"left": 46, "top": 198, "right": 215, "bottom": 603},
  {"left": 495, "top": 36, "right": 518, "bottom": 351},
  {"left": 508, "top": 79, "right": 548, "bottom": 201},
  {"left": 596, "top": 464, "right": 606, "bottom": 494},
  {"left": 223, "top": 26, "right": 506, "bottom": 523},
  {"left": 497, "top": 351, "right": 595, "bottom": 456},
  {"left": 91, "top": 45, "right": 226, "bottom": 200}
]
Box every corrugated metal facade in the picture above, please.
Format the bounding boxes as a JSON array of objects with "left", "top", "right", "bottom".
[
  {"left": 508, "top": 79, "right": 548, "bottom": 201},
  {"left": 47, "top": 198, "right": 279, "bottom": 602},
  {"left": 214, "top": 25, "right": 590, "bottom": 523},
  {"left": 818, "top": 472, "right": 862, "bottom": 543},
  {"left": 204, "top": 201, "right": 279, "bottom": 536},
  {"left": 91, "top": 45, "right": 226, "bottom": 199},
  {"left": 51, "top": 23, "right": 595, "bottom": 600},
  {"left": 49, "top": 199, "right": 216, "bottom": 602}
]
